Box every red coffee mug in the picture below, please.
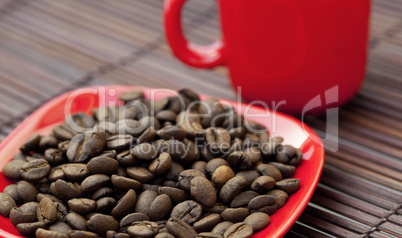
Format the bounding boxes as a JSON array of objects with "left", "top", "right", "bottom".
[{"left": 164, "top": 0, "right": 370, "bottom": 115}]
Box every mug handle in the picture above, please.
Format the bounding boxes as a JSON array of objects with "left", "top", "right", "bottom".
[{"left": 164, "top": 0, "right": 225, "bottom": 68}]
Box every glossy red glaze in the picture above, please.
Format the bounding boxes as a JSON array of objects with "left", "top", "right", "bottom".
[
  {"left": 164, "top": 0, "right": 370, "bottom": 115},
  {"left": 0, "top": 86, "right": 324, "bottom": 238}
]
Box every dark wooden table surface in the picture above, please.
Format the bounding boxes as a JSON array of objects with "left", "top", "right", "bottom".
[{"left": 0, "top": 0, "right": 401, "bottom": 237}]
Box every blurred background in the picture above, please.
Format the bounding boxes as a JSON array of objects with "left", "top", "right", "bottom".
[{"left": 0, "top": 0, "right": 401, "bottom": 237}]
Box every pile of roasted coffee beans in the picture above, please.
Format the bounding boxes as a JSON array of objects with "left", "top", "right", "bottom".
[{"left": 0, "top": 88, "right": 302, "bottom": 238}]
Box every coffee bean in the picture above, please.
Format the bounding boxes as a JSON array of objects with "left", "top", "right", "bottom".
[
  {"left": 276, "top": 178, "right": 300, "bottom": 194},
  {"left": 235, "top": 170, "right": 260, "bottom": 187},
  {"left": 20, "top": 134, "right": 41, "bottom": 153},
  {"left": 119, "top": 91, "right": 144, "bottom": 103},
  {"left": 212, "top": 166, "right": 235, "bottom": 189},
  {"left": 211, "top": 221, "right": 233, "bottom": 236},
  {"left": 37, "top": 197, "right": 57, "bottom": 225},
  {"left": 116, "top": 150, "right": 137, "bottom": 167},
  {"left": 50, "top": 180, "right": 82, "bottom": 200},
  {"left": 155, "top": 232, "right": 175, "bottom": 238},
  {"left": 197, "top": 232, "right": 224, "bottom": 238},
  {"left": 36, "top": 179, "right": 51, "bottom": 194},
  {"left": 275, "top": 144, "right": 297, "bottom": 164},
  {"left": 148, "top": 194, "right": 172, "bottom": 220},
  {"left": 165, "top": 139, "right": 196, "bottom": 163},
  {"left": 140, "top": 116, "right": 161, "bottom": 131},
  {"left": 191, "top": 161, "right": 207, "bottom": 175},
  {"left": 244, "top": 212, "right": 270, "bottom": 231},
  {"left": 35, "top": 228, "right": 68, "bottom": 238},
  {"left": 126, "top": 167, "right": 155, "bottom": 183},
  {"left": 43, "top": 148, "right": 64, "bottom": 166},
  {"left": 157, "top": 125, "right": 186, "bottom": 140},
  {"left": 19, "top": 159, "right": 50, "bottom": 182},
  {"left": 87, "top": 156, "right": 119, "bottom": 174},
  {"left": 289, "top": 148, "right": 302, "bottom": 166},
  {"left": 3, "top": 159, "right": 26, "bottom": 179},
  {"left": 206, "top": 159, "right": 230, "bottom": 177},
  {"left": 67, "top": 133, "right": 106, "bottom": 163},
  {"left": 248, "top": 195, "right": 276, "bottom": 211},
  {"left": 10, "top": 202, "right": 38, "bottom": 225},
  {"left": 17, "top": 181, "right": 39, "bottom": 202},
  {"left": 221, "top": 208, "right": 249, "bottom": 223},
  {"left": 62, "top": 164, "right": 89, "bottom": 181},
  {"left": 164, "top": 161, "right": 184, "bottom": 181},
  {"left": 250, "top": 176, "right": 276, "bottom": 193},
  {"left": 202, "top": 203, "right": 227, "bottom": 214},
  {"left": 127, "top": 221, "right": 159, "bottom": 237},
  {"left": 95, "top": 197, "right": 116, "bottom": 214},
  {"left": 269, "top": 162, "right": 295, "bottom": 178},
  {"left": 80, "top": 175, "right": 110, "bottom": 193},
  {"left": 256, "top": 163, "right": 282, "bottom": 181},
  {"left": 16, "top": 221, "right": 46, "bottom": 236},
  {"left": 137, "top": 127, "right": 156, "bottom": 144},
  {"left": 156, "top": 110, "right": 177, "bottom": 122},
  {"left": 223, "top": 222, "right": 253, "bottom": 238},
  {"left": 101, "top": 150, "right": 118, "bottom": 158},
  {"left": 49, "top": 222, "right": 73, "bottom": 234},
  {"left": 111, "top": 175, "right": 141, "bottom": 191},
  {"left": 37, "top": 193, "right": 62, "bottom": 203},
  {"left": 65, "top": 212, "right": 87, "bottom": 231},
  {"left": 265, "top": 189, "right": 288, "bottom": 208},
  {"left": 91, "top": 187, "right": 113, "bottom": 200},
  {"left": 112, "top": 189, "right": 137, "bottom": 217},
  {"left": 54, "top": 202, "right": 68, "bottom": 222},
  {"left": 193, "top": 213, "right": 221, "bottom": 232},
  {"left": 219, "top": 176, "right": 247, "bottom": 203},
  {"left": 68, "top": 230, "right": 99, "bottom": 238},
  {"left": 120, "top": 212, "right": 150, "bottom": 231},
  {"left": 68, "top": 198, "right": 96, "bottom": 214},
  {"left": 230, "top": 191, "right": 259, "bottom": 208},
  {"left": 190, "top": 176, "right": 217, "bottom": 207},
  {"left": 135, "top": 190, "right": 158, "bottom": 215},
  {"left": 65, "top": 113, "right": 95, "bottom": 131},
  {"left": 53, "top": 125, "right": 77, "bottom": 141},
  {"left": 171, "top": 200, "right": 202, "bottom": 224},
  {"left": 131, "top": 143, "right": 158, "bottom": 160},
  {"left": 149, "top": 152, "right": 172, "bottom": 175},
  {"left": 93, "top": 106, "right": 121, "bottom": 122},
  {"left": 243, "top": 147, "right": 261, "bottom": 164},
  {"left": 106, "top": 231, "right": 131, "bottom": 238},
  {"left": 199, "top": 98, "right": 224, "bottom": 128},
  {"left": 106, "top": 134, "right": 134, "bottom": 151},
  {"left": 38, "top": 136, "right": 59, "bottom": 152},
  {"left": 260, "top": 137, "right": 283, "bottom": 158},
  {"left": 158, "top": 186, "right": 189, "bottom": 204},
  {"left": 166, "top": 217, "right": 198, "bottom": 238},
  {"left": 178, "top": 169, "right": 206, "bottom": 191},
  {"left": 228, "top": 127, "right": 246, "bottom": 139},
  {"left": 87, "top": 214, "right": 119, "bottom": 237},
  {"left": 0, "top": 193, "right": 16, "bottom": 217},
  {"left": 3, "top": 184, "right": 22, "bottom": 204},
  {"left": 178, "top": 88, "right": 200, "bottom": 103},
  {"left": 58, "top": 141, "right": 70, "bottom": 154},
  {"left": 205, "top": 128, "right": 231, "bottom": 153},
  {"left": 48, "top": 167, "right": 65, "bottom": 182},
  {"left": 227, "top": 151, "right": 252, "bottom": 170}
]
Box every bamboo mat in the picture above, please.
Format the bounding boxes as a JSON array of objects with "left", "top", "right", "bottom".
[{"left": 0, "top": 0, "right": 401, "bottom": 237}]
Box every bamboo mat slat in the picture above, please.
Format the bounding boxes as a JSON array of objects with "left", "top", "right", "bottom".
[{"left": 0, "top": 0, "right": 401, "bottom": 237}]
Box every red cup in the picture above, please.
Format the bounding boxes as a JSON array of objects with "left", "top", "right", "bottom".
[{"left": 164, "top": 0, "right": 370, "bottom": 115}]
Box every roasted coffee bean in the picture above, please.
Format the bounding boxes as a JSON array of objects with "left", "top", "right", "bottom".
[
  {"left": 178, "top": 88, "right": 200, "bottom": 104},
  {"left": 260, "top": 137, "right": 283, "bottom": 158},
  {"left": 66, "top": 113, "right": 95, "bottom": 130},
  {"left": 126, "top": 167, "right": 155, "bottom": 183},
  {"left": 131, "top": 143, "right": 158, "bottom": 160},
  {"left": 190, "top": 176, "right": 217, "bottom": 207},
  {"left": 275, "top": 144, "right": 298, "bottom": 164},
  {"left": 20, "top": 134, "right": 41, "bottom": 153},
  {"left": 49, "top": 222, "right": 73, "bottom": 233},
  {"left": 62, "top": 164, "right": 89, "bottom": 181},
  {"left": 80, "top": 175, "right": 110, "bottom": 193},
  {"left": 265, "top": 189, "right": 288, "bottom": 208},
  {"left": 19, "top": 159, "right": 50, "bottom": 182},
  {"left": 158, "top": 186, "right": 189, "bottom": 204},
  {"left": 221, "top": 208, "right": 249, "bottom": 223},
  {"left": 250, "top": 176, "right": 276, "bottom": 193},
  {"left": 100, "top": 150, "right": 117, "bottom": 158},
  {"left": 0, "top": 193, "right": 16, "bottom": 217},
  {"left": 148, "top": 194, "right": 172, "bottom": 220},
  {"left": 65, "top": 212, "right": 87, "bottom": 231},
  {"left": 162, "top": 180, "right": 180, "bottom": 188},
  {"left": 166, "top": 217, "right": 198, "bottom": 238},
  {"left": 95, "top": 197, "right": 116, "bottom": 213},
  {"left": 205, "top": 128, "right": 231, "bottom": 152},
  {"left": 165, "top": 139, "right": 196, "bottom": 163},
  {"left": 219, "top": 176, "right": 247, "bottom": 203},
  {"left": 140, "top": 116, "right": 161, "bottom": 131},
  {"left": 191, "top": 161, "right": 207, "bottom": 175},
  {"left": 227, "top": 151, "right": 252, "bottom": 170},
  {"left": 248, "top": 195, "right": 276, "bottom": 211},
  {"left": 37, "top": 197, "right": 57, "bottom": 225},
  {"left": 156, "top": 110, "right": 178, "bottom": 122},
  {"left": 230, "top": 191, "right": 259, "bottom": 208},
  {"left": 3, "top": 184, "right": 23, "bottom": 204},
  {"left": 67, "top": 133, "right": 106, "bottom": 163},
  {"left": 149, "top": 152, "right": 172, "bottom": 175},
  {"left": 223, "top": 222, "right": 253, "bottom": 238},
  {"left": 111, "top": 175, "right": 141, "bottom": 191},
  {"left": 44, "top": 148, "right": 64, "bottom": 166},
  {"left": 269, "top": 162, "right": 295, "bottom": 178},
  {"left": 53, "top": 125, "right": 77, "bottom": 141},
  {"left": 171, "top": 200, "right": 202, "bottom": 224},
  {"left": 54, "top": 202, "right": 68, "bottom": 222},
  {"left": 211, "top": 221, "right": 233, "bottom": 236},
  {"left": 197, "top": 232, "right": 224, "bottom": 238},
  {"left": 289, "top": 148, "right": 302, "bottom": 166},
  {"left": 244, "top": 212, "right": 270, "bottom": 231},
  {"left": 36, "top": 179, "right": 51, "bottom": 194},
  {"left": 199, "top": 98, "right": 224, "bottom": 128},
  {"left": 276, "top": 178, "right": 300, "bottom": 194},
  {"left": 10, "top": 202, "right": 38, "bottom": 225},
  {"left": 243, "top": 147, "right": 261, "bottom": 164},
  {"left": 120, "top": 213, "right": 150, "bottom": 231},
  {"left": 87, "top": 214, "right": 119, "bottom": 237},
  {"left": 116, "top": 150, "right": 137, "bottom": 167},
  {"left": 203, "top": 203, "right": 227, "bottom": 214},
  {"left": 164, "top": 161, "right": 184, "bottom": 181},
  {"left": 68, "top": 230, "right": 99, "bottom": 238},
  {"left": 206, "top": 159, "right": 230, "bottom": 177},
  {"left": 157, "top": 125, "right": 186, "bottom": 140},
  {"left": 58, "top": 141, "right": 70, "bottom": 154},
  {"left": 87, "top": 156, "right": 119, "bottom": 174},
  {"left": 38, "top": 136, "right": 59, "bottom": 152},
  {"left": 16, "top": 221, "right": 46, "bottom": 236},
  {"left": 221, "top": 138, "right": 243, "bottom": 159},
  {"left": 119, "top": 91, "right": 144, "bottom": 103},
  {"left": 127, "top": 221, "right": 159, "bottom": 237},
  {"left": 35, "top": 228, "right": 68, "bottom": 238},
  {"left": 50, "top": 180, "right": 82, "bottom": 200},
  {"left": 256, "top": 163, "right": 282, "bottom": 181},
  {"left": 106, "top": 231, "right": 131, "bottom": 238},
  {"left": 193, "top": 213, "right": 221, "bottom": 232},
  {"left": 228, "top": 127, "right": 246, "bottom": 139},
  {"left": 106, "top": 134, "right": 134, "bottom": 151},
  {"left": 155, "top": 232, "right": 175, "bottom": 238},
  {"left": 3, "top": 159, "right": 26, "bottom": 179},
  {"left": 91, "top": 187, "right": 114, "bottom": 200},
  {"left": 68, "top": 198, "right": 96, "bottom": 214},
  {"left": 37, "top": 193, "right": 62, "bottom": 203},
  {"left": 178, "top": 169, "right": 206, "bottom": 191},
  {"left": 93, "top": 106, "right": 121, "bottom": 122},
  {"left": 17, "top": 181, "right": 39, "bottom": 202},
  {"left": 212, "top": 166, "right": 235, "bottom": 189},
  {"left": 235, "top": 170, "right": 260, "bottom": 187},
  {"left": 112, "top": 189, "right": 137, "bottom": 217},
  {"left": 135, "top": 190, "right": 158, "bottom": 215},
  {"left": 137, "top": 126, "right": 156, "bottom": 144}
]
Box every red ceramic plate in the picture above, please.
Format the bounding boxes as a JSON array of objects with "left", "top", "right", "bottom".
[{"left": 0, "top": 85, "right": 324, "bottom": 238}]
